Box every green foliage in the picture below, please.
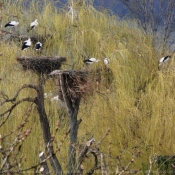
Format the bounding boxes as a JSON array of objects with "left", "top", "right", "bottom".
[{"left": 1, "top": 0, "right": 175, "bottom": 173}]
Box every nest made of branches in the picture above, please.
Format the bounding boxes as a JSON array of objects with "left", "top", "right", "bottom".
[
  {"left": 50, "top": 68, "right": 113, "bottom": 101},
  {"left": 50, "top": 70, "right": 90, "bottom": 100},
  {"left": 17, "top": 56, "right": 66, "bottom": 74}
]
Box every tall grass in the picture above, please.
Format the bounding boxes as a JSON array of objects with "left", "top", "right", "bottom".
[{"left": 0, "top": 0, "right": 175, "bottom": 173}]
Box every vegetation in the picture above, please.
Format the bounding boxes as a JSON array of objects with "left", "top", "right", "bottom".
[
  {"left": 0, "top": 0, "right": 175, "bottom": 174},
  {"left": 117, "top": 0, "right": 175, "bottom": 53}
]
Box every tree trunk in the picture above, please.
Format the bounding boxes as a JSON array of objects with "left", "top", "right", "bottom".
[
  {"left": 59, "top": 74, "right": 82, "bottom": 174},
  {"left": 68, "top": 98, "right": 81, "bottom": 174},
  {"left": 36, "top": 75, "right": 63, "bottom": 175}
]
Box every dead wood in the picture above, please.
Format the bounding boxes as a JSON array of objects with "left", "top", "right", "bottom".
[{"left": 76, "top": 138, "right": 95, "bottom": 173}]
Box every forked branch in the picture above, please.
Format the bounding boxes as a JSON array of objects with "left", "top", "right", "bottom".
[
  {"left": 0, "top": 97, "right": 36, "bottom": 117},
  {"left": 0, "top": 84, "right": 38, "bottom": 106}
]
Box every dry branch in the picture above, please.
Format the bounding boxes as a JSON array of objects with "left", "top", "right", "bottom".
[
  {"left": 86, "top": 149, "right": 101, "bottom": 175},
  {"left": 100, "top": 153, "right": 108, "bottom": 175},
  {"left": 0, "top": 97, "right": 35, "bottom": 117},
  {"left": 0, "top": 146, "right": 13, "bottom": 174},
  {"left": 76, "top": 138, "right": 95, "bottom": 172},
  {"left": 116, "top": 150, "right": 141, "bottom": 175},
  {"left": 0, "top": 128, "right": 32, "bottom": 172},
  {"left": 0, "top": 84, "right": 38, "bottom": 106},
  {"left": 118, "top": 0, "right": 175, "bottom": 51},
  {"left": 96, "top": 128, "right": 110, "bottom": 146},
  {"left": 16, "top": 128, "right": 70, "bottom": 174}
]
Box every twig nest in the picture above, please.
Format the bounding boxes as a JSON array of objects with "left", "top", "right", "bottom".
[
  {"left": 49, "top": 70, "right": 92, "bottom": 100},
  {"left": 17, "top": 56, "right": 66, "bottom": 74},
  {"left": 49, "top": 68, "right": 113, "bottom": 101}
]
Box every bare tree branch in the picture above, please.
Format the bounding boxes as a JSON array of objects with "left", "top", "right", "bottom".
[
  {"left": 0, "top": 84, "right": 38, "bottom": 106},
  {"left": 100, "top": 153, "right": 108, "bottom": 175},
  {"left": 0, "top": 97, "right": 35, "bottom": 117},
  {"left": 96, "top": 128, "right": 110, "bottom": 147},
  {"left": 0, "top": 146, "right": 13, "bottom": 174},
  {"left": 118, "top": 0, "right": 175, "bottom": 51},
  {"left": 0, "top": 128, "right": 32, "bottom": 171},
  {"left": 86, "top": 149, "right": 101, "bottom": 175},
  {"left": 76, "top": 138, "right": 95, "bottom": 172}
]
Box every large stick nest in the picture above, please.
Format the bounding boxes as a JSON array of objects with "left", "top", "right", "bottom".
[
  {"left": 49, "top": 68, "right": 113, "bottom": 101},
  {"left": 17, "top": 56, "right": 66, "bottom": 74},
  {"left": 50, "top": 70, "right": 95, "bottom": 100}
]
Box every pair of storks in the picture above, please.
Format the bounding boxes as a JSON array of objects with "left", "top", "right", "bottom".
[{"left": 21, "top": 38, "right": 42, "bottom": 51}]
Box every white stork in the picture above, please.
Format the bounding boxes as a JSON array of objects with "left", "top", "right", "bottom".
[
  {"left": 22, "top": 38, "right": 31, "bottom": 50},
  {"left": 5, "top": 21, "right": 19, "bottom": 28},
  {"left": 35, "top": 42, "right": 42, "bottom": 50},
  {"left": 159, "top": 55, "right": 171, "bottom": 66},
  {"left": 83, "top": 58, "right": 100, "bottom": 65},
  {"left": 104, "top": 58, "right": 110, "bottom": 65},
  {"left": 28, "top": 19, "right": 38, "bottom": 31}
]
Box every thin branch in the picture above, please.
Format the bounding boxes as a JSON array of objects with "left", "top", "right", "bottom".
[
  {"left": 96, "top": 128, "right": 110, "bottom": 147},
  {"left": 86, "top": 150, "right": 101, "bottom": 175},
  {"left": 0, "top": 146, "right": 12, "bottom": 174},
  {"left": 76, "top": 138, "right": 95, "bottom": 172},
  {"left": 0, "top": 84, "right": 38, "bottom": 106},
  {"left": 100, "top": 153, "right": 108, "bottom": 175},
  {"left": 147, "top": 156, "right": 153, "bottom": 175},
  {"left": 0, "top": 97, "right": 35, "bottom": 117},
  {"left": 0, "top": 103, "right": 33, "bottom": 135},
  {"left": 15, "top": 128, "right": 70, "bottom": 174},
  {"left": 0, "top": 110, "right": 12, "bottom": 127},
  {"left": 0, "top": 128, "right": 32, "bottom": 170}
]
